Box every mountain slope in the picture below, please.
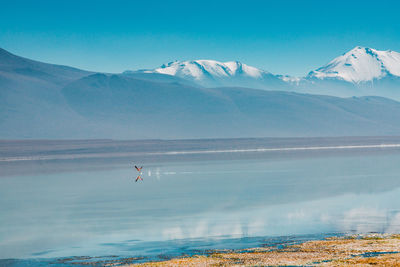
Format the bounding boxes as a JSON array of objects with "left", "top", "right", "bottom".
[
  {"left": 0, "top": 48, "right": 98, "bottom": 138},
  {"left": 0, "top": 48, "right": 92, "bottom": 87},
  {"left": 122, "top": 71, "right": 200, "bottom": 88},
  {"left": 57, "top": 73, "right": 400, "bottom": 139}
]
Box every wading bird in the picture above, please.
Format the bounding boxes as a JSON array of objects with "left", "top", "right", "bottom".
[
  {"left": 134, "top": 165, "right": 144, "bottom": 182},
  {"left": 135, "top": 165, "right": 143, "bottom": 172}
]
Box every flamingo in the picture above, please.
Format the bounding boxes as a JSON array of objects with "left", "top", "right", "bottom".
[
  {"left": 134, "top": 164, "right": 144, "bottom": 182},
  {"left": 135, "top": 165, "right": 143, "bottom": 172}
]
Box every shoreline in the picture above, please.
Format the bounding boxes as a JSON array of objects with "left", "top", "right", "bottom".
[
  {"left": 126, "top": 234, "right": 400, "bottom": 266},
  {"left": 3, "top": 234, "right": 400, "bottom": 266}
]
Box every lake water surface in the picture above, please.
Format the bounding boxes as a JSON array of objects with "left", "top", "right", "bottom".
[{"left": 1, "top": 137, "right": 400, "bottom": 264}]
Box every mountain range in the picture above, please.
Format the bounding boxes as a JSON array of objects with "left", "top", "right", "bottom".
[
  {"left": 133, "top": 46, "right": 400, "bottom": 99},
  {"left": 2, "top": 46, "right": 400, "bottom": 139}
]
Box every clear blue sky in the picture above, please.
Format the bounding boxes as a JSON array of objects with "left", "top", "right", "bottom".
[{"left": 1, "top": 0, "right": 399, "bottom": 76}]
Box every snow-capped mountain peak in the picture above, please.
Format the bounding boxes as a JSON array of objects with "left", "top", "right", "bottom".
[
  {"left": 132, "top": 59, "right": 285, "bottom": 88},
  {"left": 142, "top": 59, "right": 267, "bottom": 81},
  {"left": 308, "top": 46, "right": 400, "bottom": 83}
]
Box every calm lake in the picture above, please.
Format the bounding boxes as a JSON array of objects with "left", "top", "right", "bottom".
[{"left": 1, "top": 137, "right": 400, "bottom": 265}]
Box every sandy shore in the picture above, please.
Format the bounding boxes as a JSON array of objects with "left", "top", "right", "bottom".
[{"left": 124, "top": 234, "right": 400, "bottom": 266}]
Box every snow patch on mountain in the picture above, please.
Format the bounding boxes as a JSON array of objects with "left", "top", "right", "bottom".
[{"left": 277, "top": 75, "right": 302, "bottom": 84}]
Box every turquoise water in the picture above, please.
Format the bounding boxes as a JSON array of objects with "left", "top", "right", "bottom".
[{"left": 1, "top": 140, "right": 400, "bottom": 263}]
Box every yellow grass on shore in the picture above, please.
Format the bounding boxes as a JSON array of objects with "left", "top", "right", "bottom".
[{"left": 124, "top": 234, "right": 400, "bottom": 266}]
